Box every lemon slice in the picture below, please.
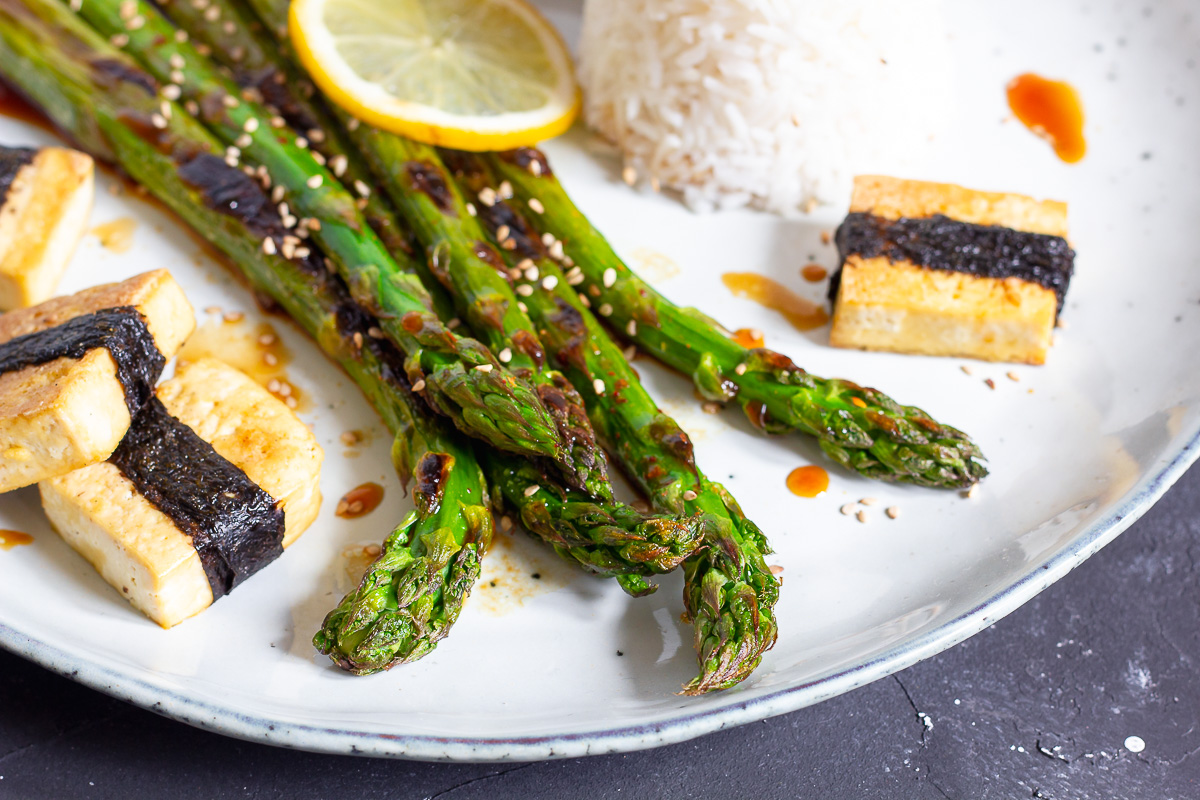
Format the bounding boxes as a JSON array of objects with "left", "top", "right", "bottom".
[{"left": 290, "top": 0, "right": 580, "bottom": 151}]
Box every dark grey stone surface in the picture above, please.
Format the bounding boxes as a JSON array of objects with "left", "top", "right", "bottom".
[{"left": 3, "top": 462, "right": 1200, "bottom": 800}]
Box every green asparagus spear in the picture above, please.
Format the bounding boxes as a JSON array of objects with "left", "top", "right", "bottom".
[
  {"left": 0, "top": 0, "right": 492, "bottom": 669},
  {"left": 485, "top": 149, "right": 987, "bottom": 489},
  {"left": 72, "top": 0, "right": 583, "bottom": 480},
  {"left": 445, "top": 151, "right": 779, "bottom": 694}
]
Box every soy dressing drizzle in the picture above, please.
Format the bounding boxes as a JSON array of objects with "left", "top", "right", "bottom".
[
  {"left": 1006, "top": 73, "right": 1087, "bottom": 163},
  {"left": 786, "top": 466, "right": 829, "bottom": 498},
  {"left": 0, "top": 530, "right": 33, "bottom": 550},
  {"left": 721, "top": 272, "right": 829, "bottom": 332}
]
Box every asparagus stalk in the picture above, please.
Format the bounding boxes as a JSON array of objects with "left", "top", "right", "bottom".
[
  {"left": 0, "top": 0, "right": 492, "bottom": 669},
  {"left": 145, "top": 0, "right": 446, "bottom": 316},
  {"left": 485, "top": 149, "right": 988, "bottom": 489},
  {"left": 445, "top": 151, "right": 779, "bottom": 694},
  {"left": 72, "top": 0, "right": 587, "bottom": 483}
]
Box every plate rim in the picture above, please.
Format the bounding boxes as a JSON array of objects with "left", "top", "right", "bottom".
[{"left": 3, "top": 417, "right": 1198, "bottom": 762}]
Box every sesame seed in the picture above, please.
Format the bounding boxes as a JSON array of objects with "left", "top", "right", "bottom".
[
  {"left": 966, "top": 483, "right": 980, "bottom": 499},
  {"left": 195, "top": 43, "right": 212, "bottom": 57},
  {"left": 960, "top": 365, "right": 973, "bottom": 376},
  {"left": 498, "top": 348, "right": 512, "bottom": 363},
  {"left": 524, "top": 266, "right": 539, "bottom": 282},
  {"left": 702, "top": 401, "right": 721, "bottom": 414},
  {"left": 603, "top": 267, "right": 617, "bottom": 288},
  {"left": 223, "top": 311, "right": 244, "bottom": 323},
  {"left": 623, "top": 345, "right": 637, "bottom": 361},
  {"left": 465, "top": 203, "right": 477, "bottom": 217},
  {"left": 541, "top": 232, "right": 555, "bottom": 246},
  {"left": 354, "top": 180, "right": 371, "bottom": 197},
  {"left": 734, "top": 363, "right": 747, "bottom": 375},
  {"left": 270, "top": 115, "right": 286, "bottom": 129},
  {"left": 411, "top": 379, "right": 426, "bottom": 392},
  {"left": 224, "top": 154, "right": 238, "bottom": 167},
  {"left": 275, "top": 381, "right": 290, "bottom": 397},
  {"left": 886, "top": 506, "right": 901, "bottom": 519},
  {"left": 682, "top": 490, "right": 698, "bottom": 501},
  {"left": 447, "top": 318, "right": 462, "bottom": 329},
  {"left": 280, "top": 240, "right": 295, "bottom": 259},
  {"left": 622, "top": 165, "right": 637, "bottom": 186},
  {"left": 174, "top": 29, "right": 188, "bottom": 42},
  {"left": 307, "top": 175, "right": 323, "bottom": 189},
  {"left": 859, "top": 497, "right": 879, "bottom": 506},
  {"left": 331, "top": 155, "right": 347, "bottom": 177},
  {"left": 259, "top": 334, "right": 277, "bottom": 347},
  {"left": 1006, "top": 371, "right": 1020, "bottom": 382},
  {"left": 515, "top": 284, "right": 534, "bottom": 297},
  {"left": 119, "top": 0, "right": 136, "bottom": 19},
  {"left": 478, "top": 187, "right": 497, "bottom": 206},
  {"left": 243, "top": 117, "right": 258, "bottom": 133},
  {"left": 517, "top": 302, "right": 528, "bottom": 313},
  {"left": 840, "top": 503, "right": 856, "bottom": 516},
  {"left": 223, "top": 20, "right": 236, "bottom": 34},
  {"left": 548, "top": 240, "right": 565, "bottom": 260},
  {"left": 367, "top": 326, "right": 384, "bottom": 339},
  {"left": 162, "top": 84, "right": 181, "bottom": 100},
  {"left": 528, "top": 198, "right": 544, "bottom": 214},
  {"left": 566, "top": 267, "right": 584, "bottom": 285},
  {"left": 626, "top": 320, "right": 637, "bottom": 336},
  {"left": 185, "top": 100, "right": 200, "bottom": 115},
  {"left": 542, "top": 276, "right": 558, "bottom": 290},
  {"left": 593, "top": 378, "right": 606, "bottom": 395},
  {"left": 150, "top": 113, "right": 167, "bottom": 129},
  {"left": 70, "top": 0, "right": 82, "bottom": 10},
  {"left": 474, "top": 364, "right": 493, "bottom": 373},
  {"left": 340, "top": 431, "right": 360, "bottom": 446},
  {"left": 984, "top": 378, "right": 996, "bottom": 390},
  {"left": 267, "top": 379, "right": 281, "bottom": 393},
  {"left": 311, "top": 152, "right": 326, "bottom": 166},
  {"left": 498, "top": 181, "right": 513, "bottom": 199},
  {"left": 529, "top": 159, "right": 542, "bottom": 176},
  {"left": 523, "top": 484, "right": 540, "bottom": 497},
  {"left": 517, "top": 258, "right": 534, "bottom": 270},
  {"left": 169, "top": 54, "right": 185, "bottom": 69},
  {"left": 598, "top": 303, "right": 613, "bottom": 317},
  {"left": 110, "top": 33, "right": 129, "bottom": 47},
  {"left": 236, "top": 133, "right": 252, "bottom": 148},
  {"left": 308, "top": 129, "right": 326, "bottom": 143},
  {"left": 222, "top": 94, "right": 239, "bottom": 108},
  {"left": 495, "top": 224, "right": 511, "bottom": 241},
  {"left": 856, "top": 510, "right": 869, "bottom": 524},
  {"left": 127, "top": 15, "right": 144, "bottom": 31},
  {"left": 347, "top": 117, "right": 360, "bottom": 131},
  {"left": 578, "top": 293, "right": 591, "bottom": 308},
  {"left": 294, "top": 246, "right": 311, "bottom": 259},
  {"left": 169, "top": 69, "right": 185, "bottom": 84},
  {"left": 203, "top": 4, "right": 220, "bottom": 20},
  {"left": 770, "top": 565, "right": 784, "bottom": 575},
  {"left": 271, "top": 185, "right": 285, "bottom": 203},
  {"left": 500, "top": 515, "right": 514, "bottom": 531},
  {"left": 161, "top": 101, "right": 173, "bottom": 119},
  {"left": 352, "top": 332, "right": 363, "bottom": 349}
]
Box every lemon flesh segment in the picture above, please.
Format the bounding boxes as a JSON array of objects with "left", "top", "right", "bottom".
[{"left": 291, "top": 0, "right": 579, "bottom": 150}]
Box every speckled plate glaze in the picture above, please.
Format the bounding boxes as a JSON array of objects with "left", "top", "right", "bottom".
[{"left": 1, "top": 0, "right": 1198, "bottom": 762}]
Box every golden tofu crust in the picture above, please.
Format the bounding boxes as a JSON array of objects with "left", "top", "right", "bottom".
[{"left": 850, "top": 175, "right": 1068, "bottom": 236}]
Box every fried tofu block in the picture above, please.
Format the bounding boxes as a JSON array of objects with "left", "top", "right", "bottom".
[
  {"left": 0, "top": 270, "right": 194, "bottom": 492},
  {"left": 0, "top": 146, "right": 94, "bottom": 310},
  {"left": 829, "top": 176, "right": 1072, "bottom": 365},
  {"left": 39, "top": 358, "right": 323, "bottom": 628}
]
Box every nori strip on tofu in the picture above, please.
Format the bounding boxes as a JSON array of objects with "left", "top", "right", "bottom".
[
  {"left": 831, "top": 213, "right": 1076, "bottom": 314},
  {"left": 0, "top": 306, "right": 164, "bottom": 413},
  {"left": 110, "top": 397, "right": 285, "bottom": 598},
  {"left": 0, "top": 145, "right": 34, "bottom": 206}
]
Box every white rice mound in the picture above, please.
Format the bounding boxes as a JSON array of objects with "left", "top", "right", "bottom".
[{"left": 579, "top": 0, "right": 952, "bottom": 214}]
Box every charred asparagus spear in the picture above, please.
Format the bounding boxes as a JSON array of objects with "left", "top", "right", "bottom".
[
  {"left": 485, "top": 149, "right": 987, "bottom": 489},
  {"left": 1, "top": 0, "right": 703, "bottom": 667},
  {"left": 446, "top": 151, "right": 779, "bottom": 694},
  {"left": 72, "top": 0, "right": 588, "bottom": 482}
]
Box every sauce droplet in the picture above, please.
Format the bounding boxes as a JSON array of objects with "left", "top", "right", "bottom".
[
  {"left": 801, "top": 264, "right": 828, "bottom": 283},
  {"left": 721, "top": 272, "right": 829, "bottom": 332},
  {"left": 1006, "top": 73, "right": 1086, "bottom": 163},
  {"left": 91, "top": 217, "right": 138, "bottom": 254},
  {"left": 0, "top": 530, "right": 33, "bottom": 550},
  {"left": 336, "top": 482, "right": 385, "bottom": 519},
  {"left": 0, "top": 81, "right": 54, "bottom": 133},
  {"left": 731, "top": 327, "right": 764, "bottom": 349},
  {"left": 786, "top": 466, "right": 829, "bottom": 498}
]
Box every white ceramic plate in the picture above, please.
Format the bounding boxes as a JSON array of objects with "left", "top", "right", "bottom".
[{"left": 1, "top": 0, "right": 1198, "bottom": 762}]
